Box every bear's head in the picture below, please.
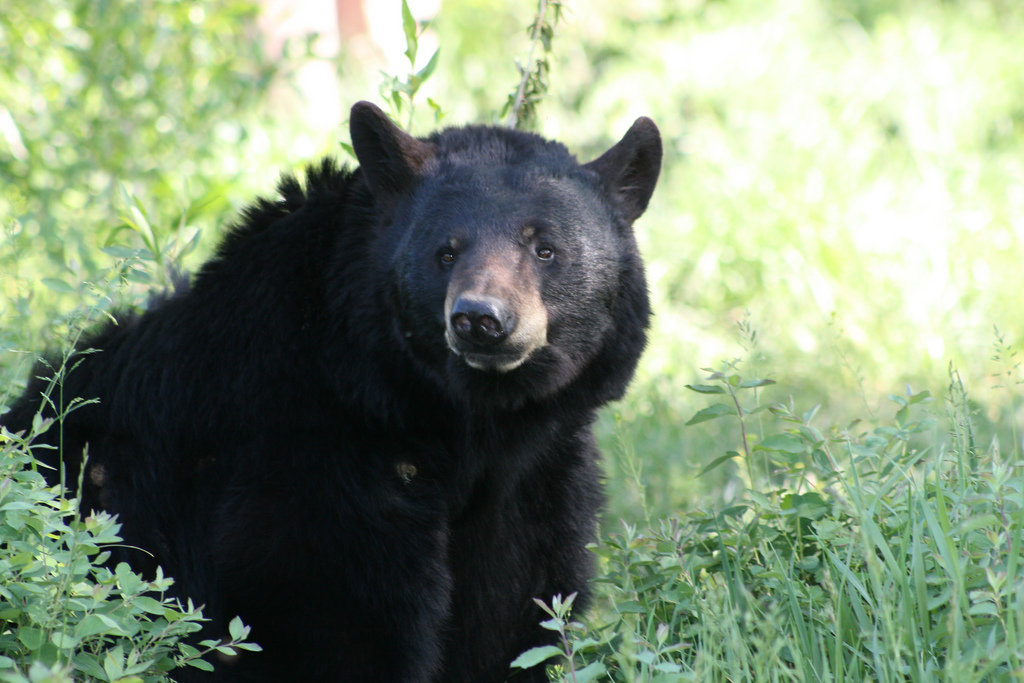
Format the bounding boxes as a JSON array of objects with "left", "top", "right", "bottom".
[{"left": 350, "top": 101, "right": 661, "bottom": 408}]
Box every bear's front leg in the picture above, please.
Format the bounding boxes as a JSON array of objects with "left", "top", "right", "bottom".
[
  {"left": 209, "top": 449, "right": 453, "bottom": 682},
  {"left": 440, "top": 430, "right": 603, "bottom": 683}
]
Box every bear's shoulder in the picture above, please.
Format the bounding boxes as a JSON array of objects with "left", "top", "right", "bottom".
[{"left": 215, "top": 157, "right": 363, "bottom": 260}]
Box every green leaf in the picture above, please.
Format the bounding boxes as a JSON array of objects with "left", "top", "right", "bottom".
[
  {"left": 338, "top": 141, "right": 356, "bottom": 161},
  {"left": 951, "top": 513, "right": 999, "bottom": 536},
  {"left": 72, "top": 654, "right": 106, "bottom": 679},
  {"left": 124, "top": 268, "right": 152, "bottom": 286},
  {"left": 401, "top": 0, "right": 417, "bottom": 66},
  {"left": 719, "top": 504, "right": 749, "bottom": 518},
  {"left": 698, "top": 452, "right": 740, "bottom": 477},
  {"left": 100, "top": 245, "right": 141, "bottom": 260},
  {"left": 178, "top": 644, "right": 200, "bottom": 659},
  {"left": 574, "top": 661, "right": 608, "bottom": 683},
  {"left": 116, "top": 562, "right": 142, "bottom": 594},
  {"left": 426, "top": 97, "right": 445, "bottom": 122},
  {"left": 755, "top": 433, "right": 805, "bottom": 454},
  {"left": 187, "top": 658, "right": 215, "bottom": 671},
  {"left": 968, "top": 601, "right": 998, "bottom": 616},
  {"left": 41, "top": 277, "right": 75, "bottom": 293},
  {"left": 509, "top": 645, "right": 563, "bottom": 669},
  {"left": 539, "top": 617, "right": 562, "bottom": 631},
  {"left": 132, "top": 596, "right": 166, "bottom": 615},
  {"left": 50, "top": 631, "right": 80, "bottom": 650},
  {"left": 415, "top": 49, "right": 440, "bottom": 90},
  {"left": 77, "top": 613, "right": 123, "bottom": 638},
  {"left": 739, "top": 378, "right": 776, "bottom": 388},
  {"left": 0, "top": 501, "right": 36, "bottom": 511},
  {"left": 685, "top": 384, "right": 726, "bottom": 394},
  {"left": 104, "top": 645, "right": 125, "bottom": 681},
  {"left": 795, "top": 556, "right": 820, "bottom": 571},
  {"left": 119, "top": 183, "right": 157, "bottom": 254},
  {"left": 614, "top": 600, "right": 646, "bottom": 613},
  {"left": 846, "top": 443, "right": 878, "bottom": 458},
  {"left": 685, "top": 403, "right": 735, "bottom": 425},
  {"left": 228, "top": 616, "right": 245, "bottom": 641},
  {"left": 18, "top": 626, "right": 45, "bottom": 651},
  {"left": 802, "top": 404, "right": 821, "bottom": 422},
  {"left": 747, "top": 489, "right": 774, "bottom": 508}
]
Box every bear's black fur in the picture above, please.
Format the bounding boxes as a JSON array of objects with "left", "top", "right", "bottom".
[{"left": 2, "top": 102, "right": 661, "bottom": 682}]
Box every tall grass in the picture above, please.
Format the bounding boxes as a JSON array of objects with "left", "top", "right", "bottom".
[{"left": 526, "top": 355, "right": 1024, "bottom": 682}]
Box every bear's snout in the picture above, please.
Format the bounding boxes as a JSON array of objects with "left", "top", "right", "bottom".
[
  {"left": 450, "top": 295, "right": 513, "bottom": 347},
  {"left": 442, "top": 246, "right": 551, "bottom": 373}
]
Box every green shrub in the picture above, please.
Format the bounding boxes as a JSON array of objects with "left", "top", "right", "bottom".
[
  {"left": 0, "top": 0, "right": 279, "bottom": 354},
  {"left": 0, "top": 389, "right": 259, "bottom": 682}
]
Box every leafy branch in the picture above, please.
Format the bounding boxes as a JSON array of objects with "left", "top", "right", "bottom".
[
  {"left": 504, "top": 0, "right": 565, "bottom": 130},
  {"left": 510, "top": 593, "right": 605, "bottom": 683},
  {"left": 377, "top": 0, "right": 442, "bottom": 132},
  {"left": 685, "top": 361, "right": 776, "bottom": 485}
]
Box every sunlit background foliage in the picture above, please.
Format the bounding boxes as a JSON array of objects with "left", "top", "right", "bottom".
[
  {"left": 3, "top": 1, "right": 1024, "bottom": 680},
  {"left": 2, "top": 0, "right": 1023, "bottom": 535}
]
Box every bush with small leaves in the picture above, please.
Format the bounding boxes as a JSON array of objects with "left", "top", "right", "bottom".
[{"left": 0, "top": 391, "right": 259, "bottom": 682}]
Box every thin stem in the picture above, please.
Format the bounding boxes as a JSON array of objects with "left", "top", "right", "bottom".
[
  {"left": 560, "top": 625, "right": 578, "bottom": 683},
  {"left": 727, "top": 383, "right": 751, "bottom": 462},
  {"left": 506, "top": 0, "right": 549, "bottom": 129}
]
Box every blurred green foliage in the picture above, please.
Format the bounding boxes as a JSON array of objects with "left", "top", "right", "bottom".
[
  {"left": 2, "top": 0, "right": 1024, "bottom": 525},
  {"left": 0, "top": 0, "right": 277, "bottom": 358}
]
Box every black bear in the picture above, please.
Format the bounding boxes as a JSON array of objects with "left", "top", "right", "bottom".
[{"left": 2, "top": 101, "right": 661, "bottom": 682}]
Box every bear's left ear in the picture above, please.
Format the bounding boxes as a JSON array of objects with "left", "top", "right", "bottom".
[
  {"left": 350, "top": 101, "right": 437, "bottom": 211},
  {"left": 583, "top": 117, "right": 662, "bottom": 224}
]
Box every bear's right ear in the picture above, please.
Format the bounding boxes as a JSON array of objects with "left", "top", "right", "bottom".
[
  {"left": 583, "top": 117, "right": 662, "bottom": 225},
  {"left": 350, "top": 101, "right": 437, "bottom": 211}
]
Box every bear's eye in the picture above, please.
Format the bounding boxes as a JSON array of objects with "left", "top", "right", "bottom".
[
  {"left": 536, "top": 247, "right": 555, "bottom": 261},
  {"left": 440, "top": 251, "right": 456, "bottom": 265}
]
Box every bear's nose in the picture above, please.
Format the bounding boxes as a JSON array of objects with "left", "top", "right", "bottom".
[{"left": 450, "top": 296, "right": 513, "bottom": 347}]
